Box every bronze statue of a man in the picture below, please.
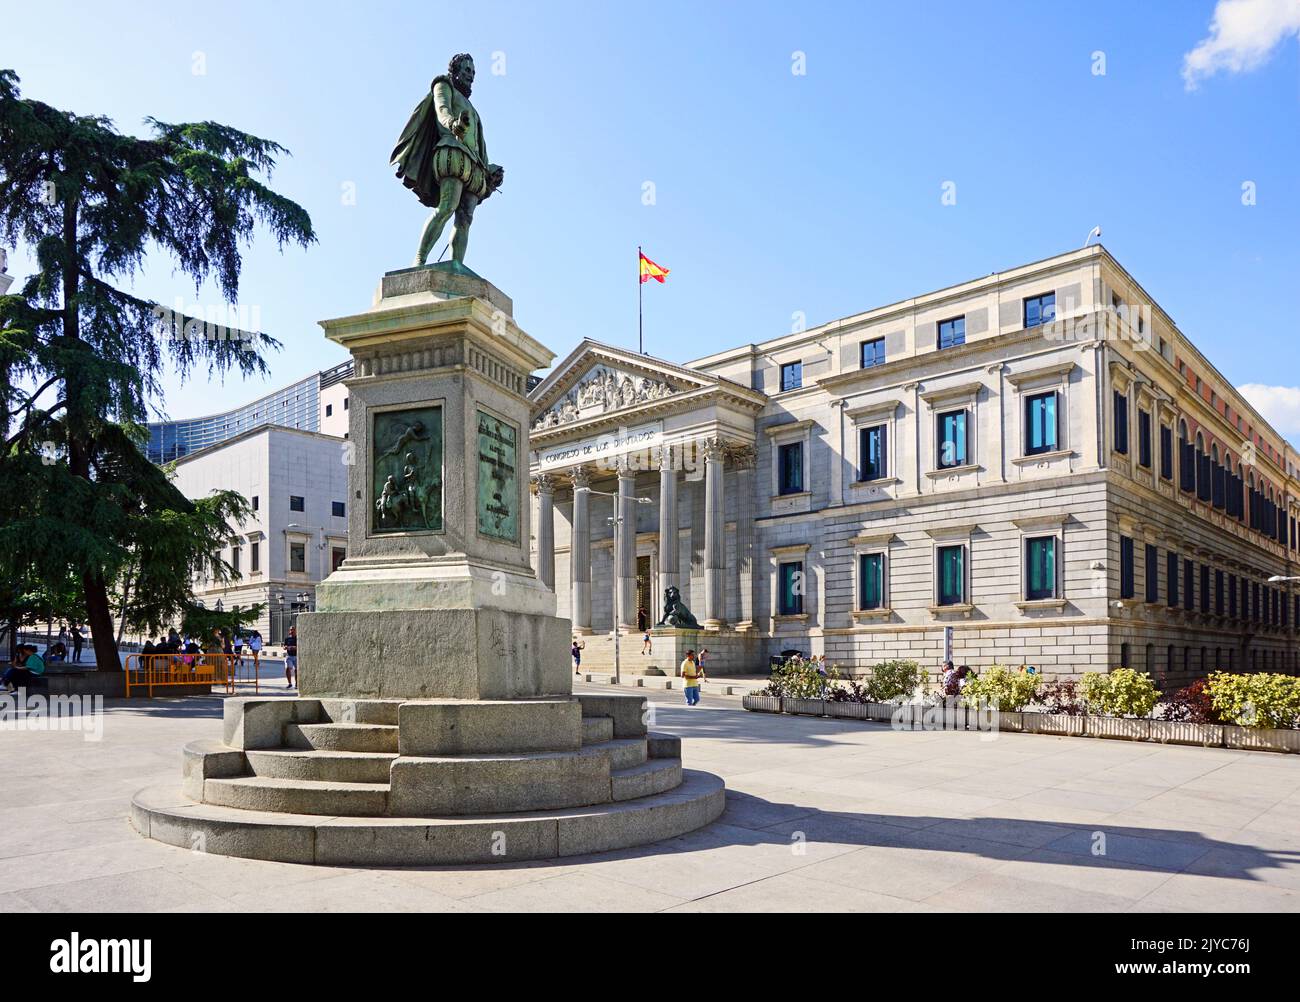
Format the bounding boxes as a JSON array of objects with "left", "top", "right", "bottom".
[{"left": 391, "top": 53, "right": 505, "bottom": 268}]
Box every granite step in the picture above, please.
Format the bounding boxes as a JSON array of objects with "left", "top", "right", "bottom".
[
  {"left": 587, "top": 737, "right": 647, "bottom": 771},
  {"left": 132, "top": 769, "right": 726, "bottom": 865},
  {"left": 284, "top": 722, "right": 399, "bottom": 754},
  {"left": 580, "top": 716, "right": 614, "bottom": 744},
  {"left": 610, "top": 758, "right": 682, "bottom": 802},
  {"left": 245, "top": 749, "right": 396, "bottom": 784},
  {"left": 202, "top": 775, "right": 390, "bottom": 816}
]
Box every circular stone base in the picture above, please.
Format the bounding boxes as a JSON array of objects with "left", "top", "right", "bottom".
[{"left": 131, "top": 770, "right": 725, "bottom": 867}]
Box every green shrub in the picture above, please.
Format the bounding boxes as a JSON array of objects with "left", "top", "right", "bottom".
[
  {"left": 1204, "top": 672, "right": 1300, "bottom": 729},
  {"left": 1079, "top": 668, "right": 1160, "bottom": 717},
  {"left": 960, "top": 665, "right": 1040, "bottom": 711},
  {"left": 864, "top": 659, "right": 925, "bottom": 702},
  {"left": 762, "top": 656, "right": 840, "bottom": 700}
]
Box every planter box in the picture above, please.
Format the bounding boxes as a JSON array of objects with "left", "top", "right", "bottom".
[
  {"left": 1223, "top": 724, "right": 1300, "bottom": 753},
  {"left": 866, "top": 701, "right": 898, "bottom": 722},
  {"left": 993, "top": 710, "right": 1024, "bottom": 733},
  {"left": 824, "top": 701, "right": 873, "bottom": 720},
  {"left": 1148, "top": 720, "right": 1224, "bottom": 747},
  {"left": 1088, "top": 715, "right": 1151, "bottom": 742},
  {"left": 783, "top": 697, "right": 826, "bottom": 717},
  {"left": 1022, "top": 712, "right": 1087, "bottom": 736},
  {"left": 741, "top": 694, "right": 782, "bottom": 714}
]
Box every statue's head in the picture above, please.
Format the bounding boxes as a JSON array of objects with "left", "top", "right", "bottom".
[
  {"left": 448, "top": 53, "right": 475, "bottom": 96},
  {"left": 664, "top": 586, "right": 680, "bottom": 604}
]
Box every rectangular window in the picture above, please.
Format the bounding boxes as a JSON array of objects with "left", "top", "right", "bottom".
[
  {"left": 777, "top": 441, "right": 804, "bottom": 494},
  {"left": 1120, "top": 536, "right": 1135, "bottom": 599},
  {"left": 331, "top": 547, "right": 346, "bottom": 573},
  {"left": 325, "top": 404, "right": 333, "bottom": 417},
  {"left": 1215, "top": 569, "right": 1225, "bottom": 616},
  {"left": 780, "top": 361, "right": 802, "bottom": 392},
  {"left": 1145, "top": 544, "right": 1158, "bottom": 603},
  {"left": 290, "top": 495, "right": 305, "bottom": 512},
  {"left": 231, "top": 545, "right": 241, "bottom": 575},
  {"left": 937, "top": 545, "right": 966, "bottom": 606},
  {"left": 1200, "top": 565, "right": 1210, "bottom": 614},
  {"left": 1184, "top": 561, "right": 1195, "bottom": 611},
  {"left": 1167, "top": 551, "right": 1179, "bottom": 607},
  {"left": 251, "top": 541, "right": 260, "bottom": 574},
  {"left": 1160, "top": 425, "right": 1173, "bottom": 480},
  {"left": 1138, "top": 410, "right": 1152, "bottom": 468},
  {"left": 1113, "top": 391, "right": 1129, "bottom": 454},
  {"left": 860, "top": 337, "right": 886, "bottom": 369},
  {"left": 343, "top": 397, "right": 349, "bottom": 410},
  {"left": 1023, "top": 292, "right": 1056, "bottom": 328},
  {"left": 858, "top": 553, "right": 883, "bottom": 610},
  {"left": 252, "top": 495, "right": 259, "bottom": 512},
  {"left": 1229, "top": 573, "right": 1237, "bottom": 618},
  {"left": 858, "top": 425, "right": 887, "bottom": 481},
  {"left": 937, "top": 409, "right": 968, "bottom": 468},
  {"left": 778, "top": 561, "right": 804, "bottom": 615},
  {"left": 1024, "top": 391, "right": 1057, "bottom": 455},
  {"left": 1026, "top": 537, "right": 1057, "bottom": 601},
  {"left": 332, "top": 501, "right": 346, "bottom": 518},
  {"left": 290, "top": 542, "right": 306, "bottom": 573},
  {"left": 938, "top": 316, "right": 966, "bottom": 350}
]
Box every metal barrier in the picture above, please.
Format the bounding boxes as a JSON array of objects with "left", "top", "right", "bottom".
[{"left": 123, "top": 653, "right": 256, "bottom": 697}]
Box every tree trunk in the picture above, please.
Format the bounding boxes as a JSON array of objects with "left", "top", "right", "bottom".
[{"left": 60, "top": 184, "right": 119, "bottom": 672}]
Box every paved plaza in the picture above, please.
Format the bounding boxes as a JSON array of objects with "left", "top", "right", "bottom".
[{"left": 2, "top": 684, "right": 1299, "bottom": 912}]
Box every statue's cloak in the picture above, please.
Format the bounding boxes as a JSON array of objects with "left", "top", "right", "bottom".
[{"left": 390, "top": 75, "right": 491, "bottom": 209}]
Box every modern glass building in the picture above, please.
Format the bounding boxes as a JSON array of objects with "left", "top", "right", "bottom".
[{"left": 146, "top": 361, "right": 353, "bottom": 463}]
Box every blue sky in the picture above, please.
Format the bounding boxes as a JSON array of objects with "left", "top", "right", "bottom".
[{"left": 4, "top": 1, "right": 1299, "bottom": 436}]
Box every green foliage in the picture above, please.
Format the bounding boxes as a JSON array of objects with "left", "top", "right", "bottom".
[
  {"left": 178, "top": 602, "right": 263, "bottom": 645},
  {"left": 762, "top": 656, "right": 839, "bottom": 700},
  {"left": 1080, "top": 668, "right": 1161, "bottom": 718},
  {"left": 864, "top": 659, "right": 925, "bottom": 702},
  {"left": 1204, "top": 672, "right": 1300, "bottom": 730},
  {"left": 960, "top": 665, "right": 1040, "bottom": 711},
  {"left": 0, "top": 69, "right": 314, "bottom": 667}
]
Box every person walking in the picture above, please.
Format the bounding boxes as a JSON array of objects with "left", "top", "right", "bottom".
[
  {"left": 71, "top": 622, "right": 85, "bottom": 664},
  {"left": 284, "top": 626, "right": 298, "bottom": 689},
  {"left": 641, "top": 630, "right": 652, "bottom": 656},
  {"left": 681, "top": 649, "right": 704, "bottom": 706},
  {"left": 249, "top": 630, "right": 263, "bottom": 674},
  {"left": 571, "top": 638, "right": 586, "bottom": 676},
  {"left": 232, "top": 631, "right": 245, "bottom": 667}
]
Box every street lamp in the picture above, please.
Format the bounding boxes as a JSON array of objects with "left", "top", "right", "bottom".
[{"left": 575, "top": 484, "right": 652, "bottom": 685}]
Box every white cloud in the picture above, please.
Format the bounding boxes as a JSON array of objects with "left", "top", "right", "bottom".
[
  {"left": 1183, "top": 0, "right": 1300, "bottom": 88},
  {"left": 1240, "top": 383, "right": 1300, "bottom": 446}
]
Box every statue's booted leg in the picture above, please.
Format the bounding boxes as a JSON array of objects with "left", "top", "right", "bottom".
[
  {"left": 449, "top": 192, "right": 479, "bottom": 266},
  {"left": 413, "top": 179, "right": 463, "bottom": 266}
]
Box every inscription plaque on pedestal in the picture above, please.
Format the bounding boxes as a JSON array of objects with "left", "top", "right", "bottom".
[
  {"left": 476, "top": 408, "right": 517, "bottom": 542},
  {"left": 372, "top": 405, "right": 444, "bottom": 534}
]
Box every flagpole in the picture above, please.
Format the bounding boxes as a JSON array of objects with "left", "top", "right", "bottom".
[{"left": 637, "top": 245, "right": 644, "bottom": 354}]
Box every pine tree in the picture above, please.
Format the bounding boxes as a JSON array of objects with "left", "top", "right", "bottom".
[{"left": 0, "top": 69, "right": 315, "bottom": 670}]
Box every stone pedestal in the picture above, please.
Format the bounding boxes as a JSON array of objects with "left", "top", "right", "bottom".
[
  {"left": 131, "top": 263, "right": 725, "bottom": 866},
  {"left": 298, "top": 263, "right": 569, "bottom": 699}
]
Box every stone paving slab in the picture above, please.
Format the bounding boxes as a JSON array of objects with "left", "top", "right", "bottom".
[{"left": 0, "top": 685, "right": 1297, "bottom": 911}]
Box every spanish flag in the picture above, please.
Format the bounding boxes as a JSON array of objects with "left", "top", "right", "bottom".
[{"left": 639, "top": 251, "right": 670, "bottom": 284}]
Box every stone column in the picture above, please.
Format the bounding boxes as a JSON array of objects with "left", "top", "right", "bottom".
[
  {"left": 618, "top": 464, "right": 638, "bottom": 629},
  {"left": 703, "top": 437, "right": 726, "bottom": 627},
  {"left": 733, "top": 447, "right": 756, "bottom": 629},
  {"left": 658, "top": 448, "right": 679, "bottom": 603},
  {"left": 533, "top": 474, "right": 555, "bottom": 591},
  {"left": 570, "top": 466, "right": 592, "bottom": 632}
]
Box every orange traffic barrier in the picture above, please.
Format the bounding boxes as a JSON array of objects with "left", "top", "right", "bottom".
[{"left": 124, "top": 653, "right": 258, "bottom": 697}]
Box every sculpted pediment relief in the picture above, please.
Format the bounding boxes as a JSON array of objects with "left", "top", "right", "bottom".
[{"left": 531, "top": 364, "right": 681, "bottom": 432}]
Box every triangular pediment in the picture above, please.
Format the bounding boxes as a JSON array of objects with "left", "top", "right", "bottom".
[{"left": 528, "top": 339, "right": 725, "bottom": 433}]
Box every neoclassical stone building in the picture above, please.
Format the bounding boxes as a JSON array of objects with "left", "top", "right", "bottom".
[{"left": 528, "top": 246, "right": 1300, "bottom": 681}]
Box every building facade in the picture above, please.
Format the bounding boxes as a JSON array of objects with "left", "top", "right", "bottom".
[
  {"left": 147, "top": 360, "right": 353, "bottom": 463},
  {"left": 171, "top": 425, "right": 350, "bottom": 642},
  {"left": 526, "top": 246, "right": 1300, "bottom": 682}
]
